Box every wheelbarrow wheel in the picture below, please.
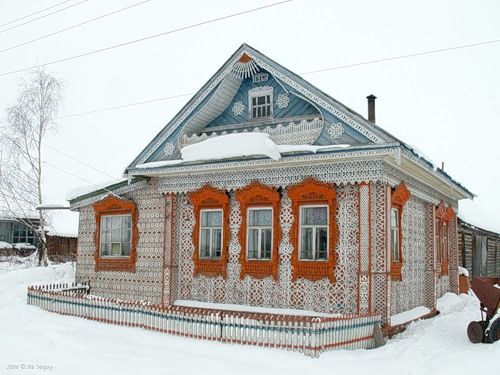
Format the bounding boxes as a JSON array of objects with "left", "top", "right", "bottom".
[
  {"left": 467, "top": 321, "right": 485, "bottom": 343},
  {"left": 488, "top": 318, "right": 500, "bottom": 343}
]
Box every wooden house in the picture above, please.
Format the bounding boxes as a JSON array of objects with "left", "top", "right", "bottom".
[{"left": 69, "top": 44, "right": 473, "bottom": 330}]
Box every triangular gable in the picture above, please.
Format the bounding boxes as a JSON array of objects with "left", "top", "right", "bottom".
[{"left": 125, "top": 44, "right": 395, "bottom": 172}]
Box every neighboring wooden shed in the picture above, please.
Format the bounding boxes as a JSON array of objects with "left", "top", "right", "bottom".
[
  {"left": 46, "top": 233, "right": 77, "bottom": 263},
  {"left": 458, "top": 217, "right": 500, "bottom": 278}
]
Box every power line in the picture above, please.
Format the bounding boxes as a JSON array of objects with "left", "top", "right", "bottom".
[
  {"left": 57, "top": 92, "right": 193, "bottom": 119},
  {"left": 300, "top": 39, "right": 500, "bottom": 75},
  {"left": 56, "top": 37, "right": 500, "bottom": 120},
  {"left": 0, "top": 0, "right": 90, "bottom": 35},
  {"left": 43, "top": 160, "right": 122, "bottom": 197},
  {"left": 44, "top": 143, "right": 121, "bottom": 180},
  {"left": 0, "top": 0, "right": 154, "bottom": 55},
  {"left": 0, "top": 0, "right": 292, "bottom": 78},
  {"left": 0, "top": 0, "right": 73, "bottom": 28}
]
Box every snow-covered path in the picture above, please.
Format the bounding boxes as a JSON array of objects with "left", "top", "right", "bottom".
[{"left": 0, "top": 263, "right": 498, "bottom": 375}]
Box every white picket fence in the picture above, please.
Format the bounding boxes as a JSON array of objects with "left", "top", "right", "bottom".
[{"left": 27, "top": 282, "right": 381, "bottom": 357}]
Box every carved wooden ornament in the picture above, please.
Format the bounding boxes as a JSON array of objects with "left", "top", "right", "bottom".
[
  {"left": 93, "top": 194, "right": 138, "bottom": 273},
  {"left": 288, "top": 177, "right": 338, "bottom": 283},
  {"left": 436, "top": 202, "right": 455, "bottom": 276},
  {"left": 390, "top": 182, "right": 411, "bottom": 281},
  {"left": 235, "top": 181, "right": 281, "bottom": 280},
  {"left": 189, "top": 185, "right": 230, "bottom": 278}
]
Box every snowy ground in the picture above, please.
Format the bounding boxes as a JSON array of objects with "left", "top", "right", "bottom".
[{"left": 0, "top": 263, "right": 498, "bottom": 375}]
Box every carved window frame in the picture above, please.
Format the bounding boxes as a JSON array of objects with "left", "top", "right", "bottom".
[
  {"left": 235, "top": 181, "right": 281, "bottom": 280},
  {"left": 93, "top": 194, "right": 139, "bottom": 272},
  {"left": 288, "top": 177, "right": 338, "bottom": 283},
  {"left": 436, "top": 202, "right": 455, "bottom": 276},
  {"left": 189, "top": 185, "right": 230, "bottom": 278},
  {"left": 390, "top": 182, "right": 410, "bottom": 281}
]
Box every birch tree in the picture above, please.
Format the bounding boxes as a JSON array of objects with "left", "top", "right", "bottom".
[{"left": 0, "top": 68, "right": 63, "bottom": 266}]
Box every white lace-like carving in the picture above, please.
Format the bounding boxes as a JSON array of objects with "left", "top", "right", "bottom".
[
  {"left": 276, "top": 93, "right": 290, "bottom": 109},
  {"left": 327, "top": 122, "right": 344, "bottom": 140},
  {"left": 232, "top": 101, "right": 245, "bottom": 116},
  {"left": 164, "top": 142, "right": 175, "bottom": 156}
]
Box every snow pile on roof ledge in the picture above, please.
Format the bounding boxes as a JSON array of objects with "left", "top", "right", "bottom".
[
  {"left": 459, "top": 199, "right": 500, "bottom": 234},
  {"left": 458, "top": 266, "right": 469, "bottom": 277},
  {"left": 136, "top": 133, "right": 350, "bottom": 169}
]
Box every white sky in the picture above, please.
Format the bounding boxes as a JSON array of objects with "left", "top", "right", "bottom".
[{"left": 0, "top": 0, "right": 499, "bottom": 234}]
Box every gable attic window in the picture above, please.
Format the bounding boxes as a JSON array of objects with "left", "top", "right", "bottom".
[
  {"left": 249, "top": 86, "right": 273, "bottom": 119},
  {"left": 93, "top": 194, "right": 138, "bottom": 273},
  {"left": 390, "top": 182, "right": 410, "bottom": 281}
]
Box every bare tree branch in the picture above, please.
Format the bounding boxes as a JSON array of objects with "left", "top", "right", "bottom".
[{"left": 0, "top": 67, "right": 63, "bottom": 266}]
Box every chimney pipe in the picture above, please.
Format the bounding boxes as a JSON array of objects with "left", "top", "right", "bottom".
[{"left": 367, "top": 94, "right": 376, "bottom": 123}]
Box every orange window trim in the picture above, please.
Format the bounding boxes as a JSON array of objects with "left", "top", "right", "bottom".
[
  {"left": 93, "top": 194, "right": 139, "bottom": 273},
  {"left": 235, "top": 181, "right": 281, "bottom": 280},
  {"left": 288, "top": 177, "right": 338, "bottom": 283},
  {"left": 436, "top": 203, "right": 455, "bottom": 276},
  {"left": 189, "top": 185, "right": 230, "bottom": 279},
  {"left": 390, "top": 182, "right": 410, "bottom": 281}
]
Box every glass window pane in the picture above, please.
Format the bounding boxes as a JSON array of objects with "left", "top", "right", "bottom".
[
  {"left": 122, "top": 215, "right": 131, "bottom": 229},
  {"left": 212, "top": 229, "right": 222, "bottom": 258},
  {"left": 111, "top": 230, "right": 121, "bottom": 242},
  {"left": 121, "top": 230, "right": 131, "bottom": 243},
  {"left": 316, "top": 227, "right": 328, "bottom": 260},
  {"left": 252, "top": 97, "right": 256, "bottom": 105},
  {"left": 301, "top": 206, "right": 327, "bottom": 225},
  {"left": 111, "top": 243, "right": 121, "bottom": 256},
  {"left": 249, "top": 209, "right": 272, "bottom": 226},
  {"left": 111, "top": 216, "right": 121, "bottom": 229},
  {"left": 300, "top": 228, "right": 313, "bottom": 259},
  {"left": 258, "top": 96, "right": 265, "bottom": 105},
  {"left": 391, "top": 209, "right": 398, "bottom": 228},
  {"left": 262, "top": 229, "right": 272, "bottom": 259},
  {"left": 202, "top": 211, "right": 222, "bottom": 227},
  {"left": 392, "top": 229, "right": 399, "bottom": 261},
  {"left": 121, "top": 242, "right": 130, "bottom": 256},
  {"left": 200, "top": 229, "right": 210, "bottom": 258},
  {"left": 101, "top": 243, "right": 110, "bottom": 256},
  {"left": 247, "top": 229, "right": 259, "bottom": 259}
]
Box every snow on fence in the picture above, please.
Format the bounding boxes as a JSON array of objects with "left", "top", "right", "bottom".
[{"left": 27, "top": 282, "right": 381, "bottom": 357}]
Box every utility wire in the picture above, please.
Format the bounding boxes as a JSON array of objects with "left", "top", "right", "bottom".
[
  {"left": 300, "top": 39, "right": 500, "bottom": 75},
  {"left": 0, "top": 0, "right": 73, "bottom": 28},
  {"left": 56, "top": 37, "right": 500, "bottom": 120},
  {"left": 0, "top": 0, "right": 154, "bottom": 55},
  {"left": 44, "top": 143, "right": 121, "bottom": 180},
  {"left": 57, "top": 92, "right": 193, "bottom": 119},
  {"left": 0, "top": 0, "right": 90, "bottom": 35},
  {"left": 43, "top": 160, "right": 123, "bottom": 196},
  {"left": 0, "top": 0, "right": 292, "bottom": 78}
]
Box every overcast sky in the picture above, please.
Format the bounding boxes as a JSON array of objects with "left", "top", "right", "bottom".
[{"left": 0, "top": 0, "right": 499, "bottom": 234}]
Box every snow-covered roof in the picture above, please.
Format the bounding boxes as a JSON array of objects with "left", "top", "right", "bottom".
[
  {"left": 66, "top": 179, "right": 126, "bottom": 201},
  {"left": 136, "top": 133, "right": 349, "bottom": 168},
  {"left": 0, "top": 241, "right": 12, "bottom": 249},
  {"left": 47, "top": 231, "right": 77, "bottom": 238},
  {"left": 459, "top": 199, "right": 500, "bottom": 234}
]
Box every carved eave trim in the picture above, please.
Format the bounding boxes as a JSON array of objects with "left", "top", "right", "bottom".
[
  {"left": 189, "top": 185, "right": 230, "bottom": 278},
  {"left": 92, "top": 194, "right": 139, "bottom": 273},
  {"left": 235, "top": 181, "right": 281, "bottom": 280},
  {"left": 288, "top": 177, "right": 338, "bottom": 283}
]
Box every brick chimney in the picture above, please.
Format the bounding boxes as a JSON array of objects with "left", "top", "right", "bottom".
[{"left": 367, "top": 94, "right": 376, "bottom": 123}]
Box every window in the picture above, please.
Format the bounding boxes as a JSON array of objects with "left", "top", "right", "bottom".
[
  {"left": 390, "top": 182, "right": 410, "bottom": 281},
  {"left": 235, "top": 181, "right": 281, "bottom": 280},
  {"left": 199, "top": 209, "right": 223, "bottom": 259},
  {"left": 288, "top": 177, "right": 338, "bottom": 282},
  {"left": 390, "top": 208, "right": 400, "bottom": 262},
  {"left": 248, "top": 86, "right": 273, "bottom": 119},
  {"left": 99, "top": 215, "right": 131, "bottom": 257},
  {"left": 435, "top": 202, "right": 455, "bottom": 276},
  {"left": 247, "top": 208, "right": 273, "bottom": 260},
  {"left": 189, "top": 185, "right": 230, "bottom": 278},
  {"left": 12, "top": 222, "right": 37, "bottom": 245},
  {"left": 435, "top": 220, "right": 441, "bottom": 263},
  {"left": 299, "top": 206, "right": 328, "bottom": 261},
  {"left": 93, "top": 194, "right": 138, "bottom": 272}
]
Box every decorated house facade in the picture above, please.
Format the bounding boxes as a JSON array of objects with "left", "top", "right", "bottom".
[{"left": 69, "top": 44, "right": 473, "bottom": 328}]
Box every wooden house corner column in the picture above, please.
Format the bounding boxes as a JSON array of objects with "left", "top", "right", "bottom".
[{"left": 357, "top": 182, "right": 372, "bottom": 314}]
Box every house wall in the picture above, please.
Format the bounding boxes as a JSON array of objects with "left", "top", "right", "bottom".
[
  {"left": 172, "top": 183, "right": 360, "bottom": 314},
  {"left": 46, "top": 235, "right": 78, "bottom": 262},
  {"left": 75, "top": 180, "right": 166, "bottom": 303}
]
